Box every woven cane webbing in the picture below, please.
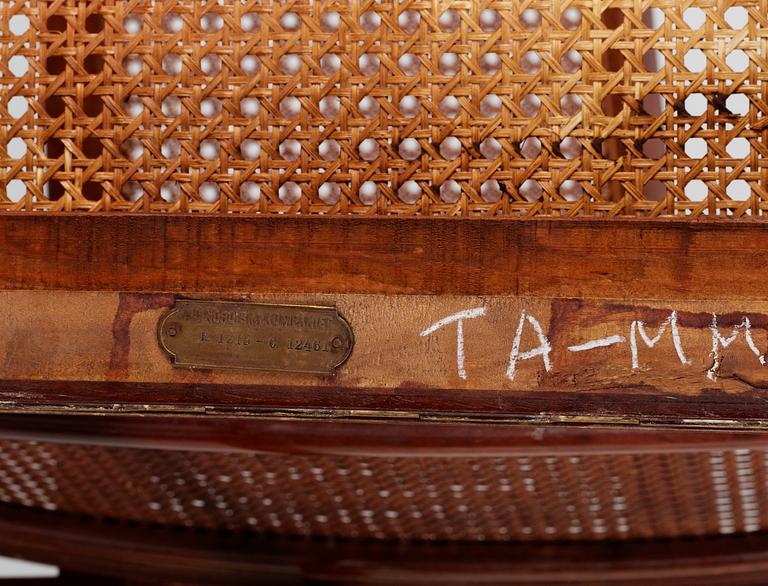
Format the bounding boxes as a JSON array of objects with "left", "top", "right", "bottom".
[
  {"left": 0, "top": 0, "right": 764, "bottom": 217},
  {"left": 0, "top": 439, "right": 766, "bottom": 541}
]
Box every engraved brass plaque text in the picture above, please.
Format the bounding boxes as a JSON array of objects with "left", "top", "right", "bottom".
[{"left": 158, "top": 300, "right": 354, "bottom": 375}]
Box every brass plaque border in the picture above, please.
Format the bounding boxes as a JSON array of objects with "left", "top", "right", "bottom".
[{"left": 157, "top": 299, "right": 354, "bottom": 375}]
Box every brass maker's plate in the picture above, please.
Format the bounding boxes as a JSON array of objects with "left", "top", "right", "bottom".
[{"left": 158, "top": 300, "right": 354, "bottom": 375}]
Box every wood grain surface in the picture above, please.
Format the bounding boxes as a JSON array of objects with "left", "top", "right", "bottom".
[
  {"left": 1, "top": 215, "right": 768, "bottom": 298},
  {"left": 2, "top": 290, "right": 768, "bottom": 423},
  {"left": 0, "top": 413, "right": 767, "bottom": 457},
  {"left": 3, "top": 215, "right": 768, "bottom": 423}
]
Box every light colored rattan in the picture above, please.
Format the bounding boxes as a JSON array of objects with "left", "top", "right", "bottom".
[{"left": 0, "top": 0, "right": 764, "bottom": 216}]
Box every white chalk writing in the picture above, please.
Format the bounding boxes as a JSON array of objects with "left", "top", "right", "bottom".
[
  {"left": 506, "top": 311, "right": 552, "bottom": 381},
  {"left": 420, "top": 307, "right": 486, "bottom": 380},
  {"left": 708, "top": 314, "right": 765, "bottom": 381},
  {"left": 630, "top": 311, "right": 689, "bottom": 369},
  {"left": 568, "top": 335, "right": 625, "bottom": 353},
  {"left": 421, "top": 308, "right": 767, "bottom": 382}
]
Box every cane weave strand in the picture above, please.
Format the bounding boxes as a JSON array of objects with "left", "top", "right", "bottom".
[
  {"left": 0, "top": 439, "right": 766, "bottom": 541},
  {"left": 0, "top": 0, "right": 765, "bottom": 216}
]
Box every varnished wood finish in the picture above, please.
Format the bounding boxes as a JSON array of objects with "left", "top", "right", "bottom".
[
  {"left": 1, "top": 413, "right": 768, "bottom": 456},
  {"left": 1, "top": 379, "right": 768, "bottom": 423},
  {"left": 1, "top": 503, "right": 768, "bottom": 585},
  {"left": 2, "top": 215, "right": 768, "bottom": 298}
]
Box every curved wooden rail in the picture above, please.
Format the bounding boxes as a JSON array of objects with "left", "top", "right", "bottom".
[
  {"left": 0, "top": 412, "right": 767, "bottom": 457},
  {"left": 0, "top": 503, "right": 766, "bottom": 585}
]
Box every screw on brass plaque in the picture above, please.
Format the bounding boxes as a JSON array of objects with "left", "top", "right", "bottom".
[{"left": 158, "top": 300, "right": 354, "bottom": 375}]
